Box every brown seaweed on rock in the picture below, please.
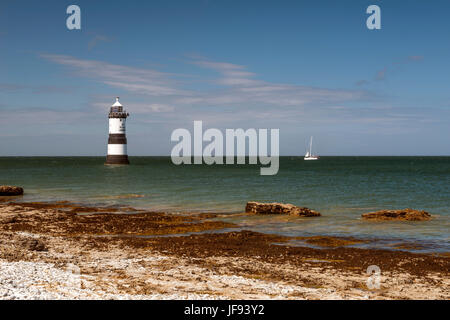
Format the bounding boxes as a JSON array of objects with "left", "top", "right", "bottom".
[
  {"left": 361, "top": 208, "right": 431, "bottom": 221},
  {"left": 245, "top": 202, "right": 321, "bottom": 217},
  {"left": 0, "top": 186, "right": 24, "bottom": 196}
]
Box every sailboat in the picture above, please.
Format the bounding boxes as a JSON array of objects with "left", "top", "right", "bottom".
[{"left": 304, "top": 136, "right": 319, "bottom": 160}]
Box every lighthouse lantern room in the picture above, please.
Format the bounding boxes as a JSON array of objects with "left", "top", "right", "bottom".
[{"left": 105, "top": 97, "right": 130, "bottom": 165}]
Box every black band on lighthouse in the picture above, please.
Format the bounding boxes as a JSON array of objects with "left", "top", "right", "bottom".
[
  {"left": 108, "top": 134, "right": 127, "bottom": 144},
  {"left": 106, "top": 155, "right": 129, "bottom": 165}
]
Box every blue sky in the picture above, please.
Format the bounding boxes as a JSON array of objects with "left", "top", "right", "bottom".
[{"left": 0, "top": 0, "right": 449, "bottom": 156}]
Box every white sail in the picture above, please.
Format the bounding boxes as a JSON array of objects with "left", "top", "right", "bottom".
[{"left": 304, "top": 136, "right": 319, "bottom": 160}]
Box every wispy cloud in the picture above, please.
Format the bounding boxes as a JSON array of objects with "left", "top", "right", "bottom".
[
  {"left": 0, "top": 108, "right": 88, "bottom": 125},
  {"left": 355, "top": 80, "right": 369, "bottom": 86},
  {"left": 406, "top": 55, "right": 424, "bottom": 62},
  {"left": 41, "top": 54, "right": 190, "bottom": 97},
  {"left": 41, "top": 54, "right": 368, "bottom": 111},
  {"left": 186, "top": 59, "right": 366, "bottom": 107},
  {"left": 91, "top": 101, "right": 174, "bottom": 114},
  {"left": 88, "top": 34, "right": 112, "bottom": 50},
  {"left": 0, "top": 83, "right": 73, "bottom": 94},
  {"left": 192, "top": 60, "right": 259, "bottom": 86},
  {"left": 356, "top": 55, "right": 424, "bottom": 85},
  {"left": 3, "top": 54, "right": 447, "bottom": 155}
]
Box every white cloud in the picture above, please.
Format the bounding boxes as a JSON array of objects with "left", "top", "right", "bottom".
[
  {"left": 91, "top": 101, "right": 174, "bottom": 113},
  {"left": 41, "top": 54, "right": 190, "bottom": 97},
  {"left": 187, "top": 59, "right": 366, "bottom": 107},
  {"left": 42, "top": 54, "right": 367, "bottom": 110}
]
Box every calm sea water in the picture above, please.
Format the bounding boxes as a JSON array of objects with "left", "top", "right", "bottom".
[{"left": 1, "top": 156, "right": 449, "bottom": 252}]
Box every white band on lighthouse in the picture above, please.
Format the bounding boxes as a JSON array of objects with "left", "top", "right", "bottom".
[
  {"left": 105, "top": 97, "right": 130, "bottom": 165},
  {"left": 109, "top": 118, "right": 126, "bottom": 134},
  {"left": 107, "top": 144, "right": 127, "bottom": 155}
]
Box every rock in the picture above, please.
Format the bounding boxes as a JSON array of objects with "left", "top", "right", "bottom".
[
  {"left": 245, "top": 202, "right": 321, "bottom": 217},
  {"left": 0, "top": 186, "right": 24, "bottom": 196},
  {"left": 21, "top": 239, "right": 48, "bottom": 252},
  {"left": 361, "top": 208, "right": 431, "bottom": 221}
]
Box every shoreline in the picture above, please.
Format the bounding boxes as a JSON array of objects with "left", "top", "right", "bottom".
[
  {"left": 0, "top": 200, "right": 448, "bottom": 299},
  {"left": 4, "top": 197, "right": 448, "bottom": 253}
]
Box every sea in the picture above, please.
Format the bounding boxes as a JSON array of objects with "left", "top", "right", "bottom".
[{"left": 1, "top": 156, "right": 449, "bottom": 253}]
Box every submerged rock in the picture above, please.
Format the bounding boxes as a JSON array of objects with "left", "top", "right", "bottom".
[
  {"left": 245, "top": 202, "right": 321, "bottom": 217},
  {"left": 361, "top": 208, "right": 431, "bottom": 221},
  {"left": 0, "top": 186, "right": 24, "bottom": 196}
]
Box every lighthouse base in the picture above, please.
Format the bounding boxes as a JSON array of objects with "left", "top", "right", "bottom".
[{"left": 105, "top": 155, "right": 130, "bottom": 165}]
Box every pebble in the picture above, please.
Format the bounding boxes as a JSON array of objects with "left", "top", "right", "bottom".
[{"left": 0, "top": 259, "right": 221, "bottom": 300}]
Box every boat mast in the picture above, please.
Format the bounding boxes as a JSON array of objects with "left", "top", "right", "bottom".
[{"left": 309, "top": 136, "right": 313, "bottom": 156}]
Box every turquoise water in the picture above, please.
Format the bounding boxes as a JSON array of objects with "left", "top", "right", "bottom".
[{"left": 1, "top": 156, "right": 449, "bottom": 252}]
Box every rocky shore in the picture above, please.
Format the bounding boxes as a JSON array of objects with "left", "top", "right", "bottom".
[{"left": 0, "top": 200, "right": 448, "bottom": 300}]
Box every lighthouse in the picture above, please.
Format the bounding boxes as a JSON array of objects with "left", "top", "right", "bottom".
[{"left": 105, "top": 97, "right": 130, "bottom": 165}]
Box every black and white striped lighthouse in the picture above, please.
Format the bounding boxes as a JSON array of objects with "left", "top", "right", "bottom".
[{"left": 105, "top": 97, "right": 130, "bottom": 165}]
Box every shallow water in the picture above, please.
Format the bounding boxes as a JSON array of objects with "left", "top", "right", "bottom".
[{"left": 1, "top": 156, "right": 449, "bottom": 252}]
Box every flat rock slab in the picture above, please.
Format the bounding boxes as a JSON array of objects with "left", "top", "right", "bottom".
[
  {"left": 0, "top": 186, "right": 24, "bottom": 196},
  {"left": 245, "top": 202, "right": 321, "bottom": 217},
  {"left": 361, "top": 208, "right": 431, "bottom": 221}
]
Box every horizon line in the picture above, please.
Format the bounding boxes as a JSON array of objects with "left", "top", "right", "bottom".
[{"left": 1, "top": 155, "right": 450, "bottom": 157}]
